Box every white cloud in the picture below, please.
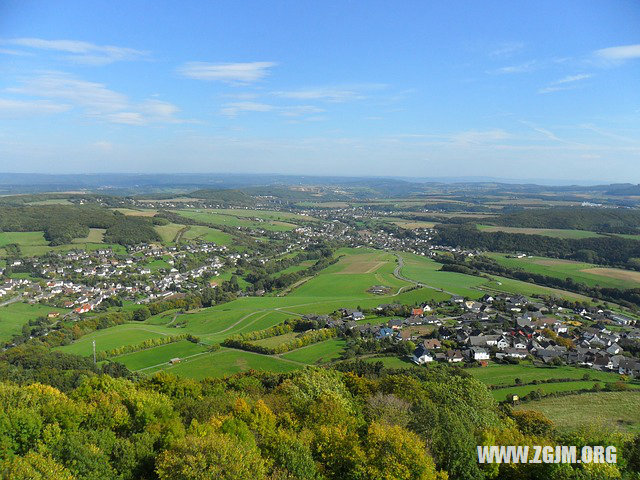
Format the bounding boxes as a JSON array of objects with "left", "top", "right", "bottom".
[
  {"left": 8, "top": 71, "right": 128, "bottom": 112},
  {"left": 490, "top": 42, "right": 525, "bottom": 58},
  {"left": 491, "top": 60, "right": 538, "bottom": 74},
  {"left": 93, "top": 140, "right": 113, "bottom": 151},
  {"left": 3, "top": 37, "right": 147, "bottom": 65},
  {"left": 271, "top": 85, "right": 386, "bottom": 102},
  {"left": 450, "top": 129, "right": 510, "bottom": 144},
  {"left": 538, "top": 73, "right": 592, "bottom": 94},
  {"left": 595, "top": 44, "right": 640, "bottom": 61},
  {"left": 220, "top": 101, "right": 274, "bottom": 116},
  {"left": 7, "top": 72, "right": 182, "bottom": 124},
  {"left": 220, "top": 101, "right": 324, "bottom": 118},
  {"left": 0, "top": 98, "right": 71, "bottom": 116},
  {"left": 178, "top": 62, "right": 276, "bottom": 83}
]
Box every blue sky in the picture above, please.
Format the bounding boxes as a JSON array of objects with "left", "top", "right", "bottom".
[{"left": 0, "top": 0, "right": 639, "bottom": 182}]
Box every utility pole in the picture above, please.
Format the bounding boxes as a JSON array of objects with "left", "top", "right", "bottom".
[{"left": 93, "top": 340, "right": 96, "bottom": 365}]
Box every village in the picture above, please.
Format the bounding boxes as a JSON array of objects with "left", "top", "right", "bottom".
[{"left": 302, "top": 292, "right": 640, "bottom": 378}]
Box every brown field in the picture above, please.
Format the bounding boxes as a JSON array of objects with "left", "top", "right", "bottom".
[
  {"left": 338, "top": 261, "right": 386, "bottom": 274},
  {"left": 113, "top": 208, "right": 157, "bottom": 216},
  {"left": 393, "top": 221, "right": 436, "bottom": 229},
  {"left": 534, "top": 259, "right": 580, "bottom": 266},
  {"left": 581, "top": 268, "right": 640, "bottom": 283}
]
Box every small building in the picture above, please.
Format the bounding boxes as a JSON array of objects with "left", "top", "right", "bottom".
[{"left": 169, "top": 358, "right": 181, "bottom": 365}]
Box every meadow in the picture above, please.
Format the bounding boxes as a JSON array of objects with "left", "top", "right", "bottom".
[
  {"left": 477, "top": 224, "right": 602, "bottom": 239},
  {"left": 516, "top": 392, "right": 640, "bottom": 433},
  {"left": 115, "top": 340, "right": 208, "bottom": 371},
  {"left": 280, "top": 338, "right": 347, "bottom": 364},
  {"left": 486, "top": 252, "right": 640, "bottom": 289},
  {"left": 0, "top": 302, "right": 66, "bottom": 343},
  {"left": 180, "top": 225, "right": 233, "bottom": 245},
  {"left": 144, "top": 347, "right": 300, "bottom": 379},
  {"left": 176, "top": 209, "right": 298, "bottom": 231}
]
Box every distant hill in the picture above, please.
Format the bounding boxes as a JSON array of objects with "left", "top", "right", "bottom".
[{"left": 492, "top": 207, "right": 640, "bottom": 234}]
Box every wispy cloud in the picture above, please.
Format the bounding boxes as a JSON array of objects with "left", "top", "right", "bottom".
[
  {"left": 7, "top": 71, "right": 182, "bottom": 124},
  {"left": 491, "top": 60, "right": 538, "bottom": 74},
  {"left": 489, "top": 42, "right": 524, "bottom": 58},
  {"left": 220, "top": 101, "right": 324, "bottom": 118},
  {"left": 271, "top": 84, "right": 386, "bottom": 102},
  {"left": 450, "top": 129, "right": 510, "bottom": 144},
  {"left": 0, "top": 98, "right": 71, "bottom": 116},
  {"left": 2, "top": 37, "right": 147, "bottom": 65},
  {"left": 220, "top": 101, "right": 274, "bottom": 116},
  {"left": 178, "top": 62, "right": 277, "bottom": 84},
  {"left": 595, "top": 44, "right": 640, "bottom": 62},
  {"left": 538, "top": 73, "right": 592, "bottom": 93}
]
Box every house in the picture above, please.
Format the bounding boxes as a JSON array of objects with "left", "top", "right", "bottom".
[
  {"left": 352, "top": 311, "right": 365, "bottom": 321},
  {"left": 445, "top": 349, "right": 464, "bottom": 362},
  {"left": 606, "top": 343, "right": 623, "bottom": 355},
  {"left": 450, "top": 295, "right": 464, "bottom": 304},
  {"left": 468, "top": 347, "right": 490, "bottom": 361},
  {"left": 412, "top": 308, "right": 424, "bottom": 316},
  {"left": 388, "top": 318, "right": 404, "bottom": 330},
  {"left": 376, "top": 327, "right": 394, "bottom": 340},
  {"left": 423, "top": 338, "right": 442, "bottom": 350},
  {"left": 412, "top": 345, "right": 434, "bottom": 364}
]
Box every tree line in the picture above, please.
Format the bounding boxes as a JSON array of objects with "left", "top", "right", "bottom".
[
  {"left": 0, "top": 205, "right": 161, "bottom": 247},
  {"left": 435, "top": 223, "right": 640, "bottom": 269}
]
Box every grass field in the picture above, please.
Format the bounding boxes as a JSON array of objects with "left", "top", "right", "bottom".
[
  {"left": 398, "top": 252, "right": 489, "bottom": 298},
  {"left": 55, "top": 323, "right": 175, "bottom": 356},
  {"left": 477, "top": 225, "right": 602, "bottom": 239},
  {"left": 486, "top": 253, "right": 640, "bottom": 289},
  {"left": 280, "top": 338, "right": 347, "bottom": 364},
  {"left": 0, "top": 231, "right": 48, "bottom": 247},
  {"left": 289, "top": 249, "right": 411, "bottom": 298},
  {"left": 251, "top": 332, "right": 299, "bottom": 348},
  {"left": 145, "top": 347, "right": 300, "bottom": 379},
  {"left": 154, "top": 223, "right": 186, "bottom": 243},
  {"left": 177, "top": 210, "right": 298, "bottom": 231},
  {"left": 116, "top": 340, "right": 208, "bottom": 371},
  {"left": 0, "top": 230, "right": 126, "bottom": 257},
  {"left": 468, "top": 363, "right": 624, "bottom": 387},
  {"left": 0, "top": 302, "right": 66, "bottom": 343},
  {"left": 181, "top": 225, "right": 233, "bottom": 245},
  {"left": 72, "top": 228, "right": 106, "bottom": 244},
  {"left": 517, "top": 392, "right": 640, "bottom": 433},
  {"left": 113, "top": 208, "right": 157, "bottom": 216}
]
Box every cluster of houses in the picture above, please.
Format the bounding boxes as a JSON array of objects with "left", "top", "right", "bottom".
[
  {"left": 4, "top": 243, "right": 227, "bottom": 312},
  {"left": 300, "top": 292, "right": 640, "bottom": 378}
]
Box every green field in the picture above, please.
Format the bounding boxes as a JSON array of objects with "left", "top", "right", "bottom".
[
  {"left": 251, "top": 332, "right": 299, "bottom": 348},
  {"left": 154, "top": 223, "right": 186, "bottom": 243},
  {"left": 116, "top": 340, "right": 208, "bottom": 371},
  {"left": 0, "top": 230, "right": 125, "bottom": 257},
  {"left": 486, "top": 253, "right": 640, "bottom": 289},
  {"left": 0, "top": 231, "right": 48, "bottom": 248},
  {"left": 177, "top": 210, "right": 298, "bottom": 231},
  {"left": 517, "top": 392, "right": 640, "bottom": 433},
  {"left": 56, "top": 323, "right": 175, "bottom": 356},
  {"left": 468, "top": 363, "right": 624, "bottom": 387},
  {"left": 0, "top": 302, "right": 66, "bottom": 343},
  {"left": 477, "top": 225, "right": 602, "bottom": 239},
  {"left": 290, "top": 249, "right": 412, "bottom": 298},
  {"left": 398, "top": 252, "right": 489, "bottom": 298},
  {"left": 181, "top": 225, "right": 233, "bottom": 245},
  {"left": 145, "top": 347, "right": 300, "bottom": 379},
  {"left": 72, "top": 228, "right": 106, "bottom": 244},
  {"left": 280, "top": 338, "right": 347, "bottom": 364}
]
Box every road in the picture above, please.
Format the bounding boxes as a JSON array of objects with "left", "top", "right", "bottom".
[
  {"left": 0, "top": 294, "right": 22, "bottom": 307},
  {"left": 392, "top": 253, "right": 457, "bottom": 296}
]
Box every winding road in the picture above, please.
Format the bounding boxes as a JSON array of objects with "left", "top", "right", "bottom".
[{"left": 392, "top": 253, "right": 456, "bottom": 296}]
